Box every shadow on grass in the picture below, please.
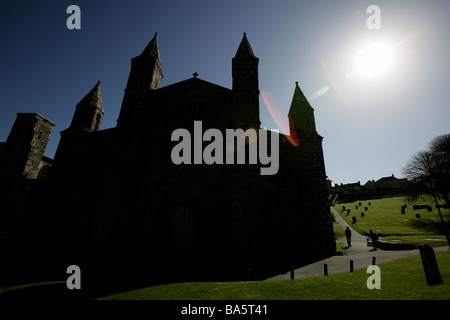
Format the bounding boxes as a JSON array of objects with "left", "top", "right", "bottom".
[{"left": 407, "top": 218, "right": 449, "bottom": 235}]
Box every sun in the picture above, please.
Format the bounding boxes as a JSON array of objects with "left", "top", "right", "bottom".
[{"left": 355, "top": 43, "right": 394, "bottom": 77}]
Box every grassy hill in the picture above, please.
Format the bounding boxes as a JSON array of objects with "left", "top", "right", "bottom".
[{"left": 335, "top": 194, "right": 450, "bottom": 248}]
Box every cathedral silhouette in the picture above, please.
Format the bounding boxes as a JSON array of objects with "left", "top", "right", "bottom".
[{"left": 0, "top": 33, "right": 335, "bottom": 296}]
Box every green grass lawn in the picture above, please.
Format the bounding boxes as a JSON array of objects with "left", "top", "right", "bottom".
[
  {"left": 335, "top": 195, "right": 450, "bottom": 247},
  {"left": 333, "top": 223, "right": 346, "bottom": 238},
  {"left": 98, "top": 251, "right": 450, "bottom": 300}
]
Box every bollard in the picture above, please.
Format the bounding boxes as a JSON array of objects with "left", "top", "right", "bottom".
[
  {"left": 350, "top": 260, "right": 354, "bottom": 272},
  {"left": 290, "top": 266, "right": 294, "bottom": 280},
  {"left": 372, "top": 256, "right": 376, "bottom": 265},
  {"left": 324, "top": 264, "right": 328, "bottom": 276}
]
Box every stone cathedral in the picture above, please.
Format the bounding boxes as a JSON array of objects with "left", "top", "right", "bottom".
[{"left": 0, "top": 33, "right": 335, "bottom": 295}]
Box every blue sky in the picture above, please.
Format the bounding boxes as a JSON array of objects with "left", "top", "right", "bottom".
[{"left": 1, "top": 0, "right": 449, "bottom": 185}]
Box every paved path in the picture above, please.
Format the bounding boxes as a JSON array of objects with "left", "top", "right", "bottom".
[{"left": 266, "top": 207, "right": 448, "bottom": 280}]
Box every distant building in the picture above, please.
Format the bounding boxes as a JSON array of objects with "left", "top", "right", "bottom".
[
  {"left": 332, "top": 181, "right": 361, "bottom": 193},
  {"left": 364, "top": 174, "right": 409, "bottom": 192},
  {"left": 331, "top": 174, "right": 410, "bottom": 202}
]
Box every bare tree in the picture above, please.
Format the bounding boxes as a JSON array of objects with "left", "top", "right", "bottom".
[{"left": 403, "top": 134, "right": 450, "bottom": 206}]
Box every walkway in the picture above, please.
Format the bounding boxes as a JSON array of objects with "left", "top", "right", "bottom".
[{"left": 266, "top": 207, "right": 448, "bottom": 280}]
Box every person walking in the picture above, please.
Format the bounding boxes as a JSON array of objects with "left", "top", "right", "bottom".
[
  {"left": 345, "top": 226, "right": 352, "bottom": 247},
  {"left": 369, "top": 229, "right": 379, "bottom": 251}
]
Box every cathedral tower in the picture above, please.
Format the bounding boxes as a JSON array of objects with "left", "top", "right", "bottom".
[
  {"left": 288, "top": 81, "right": 327, "bottom": 179},
  {"left": 117, "top": 33, "right": 163, "bottom": 128},
  {"left": 69, "top": 81, "right": 104, "bottom": 132},
  {"left": 53, "top": 81, "right": 104, "bottom": 176},
  {"left": 288, "top": 81, "right": 316, "bottom": 135},
  {"left": 0, "top": 113, "right": 54, "bottom": 180},
  {"left": 232, "top": 33, "right": 260, "bottom": 131}
]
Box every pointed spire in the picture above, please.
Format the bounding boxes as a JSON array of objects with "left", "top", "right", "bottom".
[
  {"left": 288, "top": 82, "right": 316, "bottom": 132},
  {"left": 289, "top": 82, "right": 313, "bottom": 112},
  {"left": 235, "top": 32, "right": 257, "bottom": 59},
  {"left": 78, "top": 81, "right": 103, "bottom": 112},
  {"left": 140, "top": 33, "right": 161, "bottom": 60}
]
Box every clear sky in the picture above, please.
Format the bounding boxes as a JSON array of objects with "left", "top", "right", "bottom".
[{"left": 1, "top": 0, "right": 449, "bottom": 185}]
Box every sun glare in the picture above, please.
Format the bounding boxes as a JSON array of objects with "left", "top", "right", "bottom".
[{"left": 355, "top": 43, "right": 394, "bottom": 77}]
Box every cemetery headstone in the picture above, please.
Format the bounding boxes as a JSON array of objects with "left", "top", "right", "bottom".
[{"left": 419, "top": 244, "right": 443, "bottom": 286}]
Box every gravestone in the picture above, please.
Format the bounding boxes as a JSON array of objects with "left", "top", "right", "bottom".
[
  {"left": 427, "top": 206, "right": 433, "bottom": 212},
  {"left": 416, "top": 214, "right": 421, "bottom": 218},
  {"left": 361, "top": 212, "right": 365, "bottom": 217},
  {"left": 369, "top": 202, "right": 371, "bottom": 206},
  {"left": 419, "top": 244, "right": 443, "bottom": 286},
  {"left": 352, "top": 216, "right": 357, "bottom": 224},
  {"left": 359, "top": 202, "right": 362, "bottom": 206},
  {"left": 401, "top": 208, "right": 405, "bottom": 214},
  {"left": 355, "top": 206, "right": 358, "bottom": 210},
  {"left": 365, "top": 207, "right": 368, "bottom": 211},
  {"left": 342, "top": 205, "right": 346, "bottom": 211}
]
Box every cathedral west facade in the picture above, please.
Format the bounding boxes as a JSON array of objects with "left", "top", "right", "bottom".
[{"left": 0, "top": 33, "right": 335, "bottom": 295}]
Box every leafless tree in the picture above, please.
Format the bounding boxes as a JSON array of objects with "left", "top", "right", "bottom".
[{"left": 403, "top": 134, "right": 450, "bottom": 206}]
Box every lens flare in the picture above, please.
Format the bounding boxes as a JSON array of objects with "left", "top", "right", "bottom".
[
  {"left": 261, "top": 91, "right": 300, "bottom": 147},
  {"left": 310, "top": 86, "right": 330, "bottom": 100},
  {"left": 321, "top": 60, "right": 352, "bottom": 109}
]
